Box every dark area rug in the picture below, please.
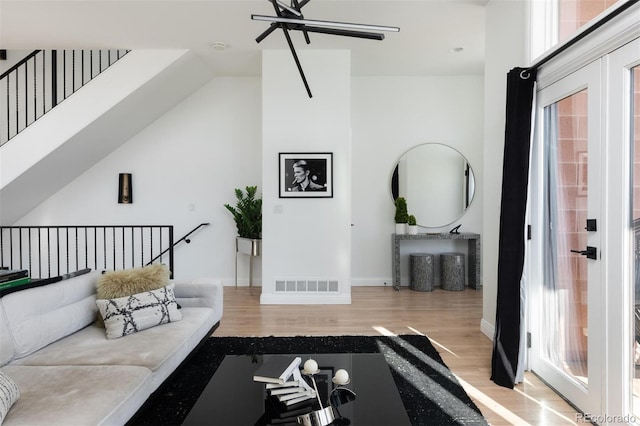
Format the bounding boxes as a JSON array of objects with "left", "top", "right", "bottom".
[{"left": 129, "top": 335, "right": 488, "bottom": 425}]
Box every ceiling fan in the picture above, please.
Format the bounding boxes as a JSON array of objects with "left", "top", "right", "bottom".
[{"left": 252, "top": 0, "right": 400, "bottom": 98}]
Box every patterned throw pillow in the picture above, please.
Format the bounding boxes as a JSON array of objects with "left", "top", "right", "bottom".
[
  {"left": 96, "top": 284, "right": 182, "bottom": 339},
  {"left": 0, "top": 370, "right": 20, "bottom": 424}
]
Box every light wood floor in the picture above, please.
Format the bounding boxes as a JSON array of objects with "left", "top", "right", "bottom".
[{"left": 215, "top": 286, "right": 580, "bottom": 425}]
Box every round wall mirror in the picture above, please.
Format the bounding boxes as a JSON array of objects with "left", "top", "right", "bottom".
[{"left": 391, "top": 143, "right": 476, "bottom": 228}]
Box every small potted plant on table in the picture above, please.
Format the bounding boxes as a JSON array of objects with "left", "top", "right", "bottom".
[
  {"left": 394, "top": 197, "right": 409, "bottom": 234},
  {"left": 407, "top": 215, "right": 418, "bottom": 235}
]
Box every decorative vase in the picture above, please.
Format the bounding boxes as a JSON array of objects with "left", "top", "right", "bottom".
[
  {"left": 236, "top": 237, "right": 262, "bottom": 256},
  {"left": 395, "top": 223, "right": 406, "bottom": 234},
  {"left": 408, "top": 225, "right": 418, "bottom": 235}
]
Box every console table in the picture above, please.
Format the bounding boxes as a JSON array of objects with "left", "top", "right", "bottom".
[{"left": 392, "top": 233, "right": 481, "bottom": 291}]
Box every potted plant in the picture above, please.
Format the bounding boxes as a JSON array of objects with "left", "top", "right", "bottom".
[
  {"left": 224, "top": 186, "right": 262, "bottom": 256},
  {"left": 394, "top": 197, "right": 409, "bottom": 234},
  {"left": 407, "top": 214, "right": 418, "bottom": 235}
]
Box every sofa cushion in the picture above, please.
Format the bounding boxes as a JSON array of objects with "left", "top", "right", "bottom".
[
  {"left": 0, "top": 270, "right": 101, "bottom": 361},
  {"left": 11, "top": 307, "right": 215, "bottom": 373},
  {"left": 0, "top": 370, "right": 19, "bottom": 425},
  {"left": 97, "top": 264, "right": 170, "bottom": 299},
  {"left": 0, "top": 365, "right": 152, "bottom": 426},
  {"left": 96, "top": 285, "right": 182, "bottom": 339}
]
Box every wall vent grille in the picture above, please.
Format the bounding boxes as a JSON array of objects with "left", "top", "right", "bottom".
[{"left": 275, "top": 279, "right": 339, "bottom": 292}]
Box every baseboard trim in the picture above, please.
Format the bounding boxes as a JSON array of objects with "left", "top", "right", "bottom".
[{"left": 480, "top": 318, "right": 494, "bottom": 341}]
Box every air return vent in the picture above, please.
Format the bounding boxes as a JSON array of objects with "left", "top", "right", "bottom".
[{"left": 275, "top": 279, "right": 339, "bottom": 292}]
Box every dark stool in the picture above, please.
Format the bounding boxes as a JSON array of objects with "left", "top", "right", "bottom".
[
  {"left": 440, "top": 252, "right": 465, "bottom": 291},
  {"left": 410, "top": 253, "right": 434, "bottom": 292}
]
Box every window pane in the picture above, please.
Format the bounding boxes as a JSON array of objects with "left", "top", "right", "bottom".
[
  {"left": 544, "top": 90, "right": 589, "bottom": 386},
  {"left": 558, "top": 0, "right": 623, "bottom": 44}
]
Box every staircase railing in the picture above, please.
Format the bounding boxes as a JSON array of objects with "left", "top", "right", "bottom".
[
  {"left": 0, "top": 49, "right": 129, "bottom": 146},
  {"left": 147, "top": 222, "right": 210, "bottom": 265},
  {"left": 0, "top": 225, "right": 173, "bottom": 279}
]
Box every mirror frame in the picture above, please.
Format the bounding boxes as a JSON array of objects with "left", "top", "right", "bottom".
[{"left": 391, "top": 143, "right": 475, "bottom": 228}]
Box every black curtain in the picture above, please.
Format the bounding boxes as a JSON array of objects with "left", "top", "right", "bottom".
[{"left": 491, "top": 67, "right": 537, "bottom": 388}]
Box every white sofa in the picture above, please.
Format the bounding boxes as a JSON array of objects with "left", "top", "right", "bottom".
[{"left": 0, "top": 270, "right": 223, "bottom": 426}]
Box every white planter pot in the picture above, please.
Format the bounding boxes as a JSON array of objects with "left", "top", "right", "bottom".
[
  {"left": 395, "top": 223, "right": 407, "bottom": 234},
  {"left": 408, "top": 225, "right": 418, "bottom": 235},
  {"left": 236, "top": 237, "right": 262, "bottom": 256}
]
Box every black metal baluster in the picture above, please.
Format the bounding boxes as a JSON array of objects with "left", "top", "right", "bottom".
[
  {"left": 5, "top": 75, "right": 9, "bottom": 141},
  {"left": 81, "top": 50, "right": 85, "bottom": 87},
  {"left": 28, "top": 228, "right": 32, "bottom": 277},
  {"left": 65, "top": 227, "right": 69, "bottom": 274},
  {"left": 15, "top": 65, "right": 18, "bottom": 135},
  {"left": 72, "top": 51, "right": 76, "bottom": 94},
  {"left": 46, "top": 228, "right": 51, "bottom": 278},
  {"left": 140, "top": 227, "right": 144, "bottom": 268},
  {"left": 121, "top": 227, "right": 125, "bottom": 269},
  {"left": 42, "top": 51, "right": 46, "bottom": 116},
  {"left": 63, "top": 50, "right": 67, "bottom": 100},
  {"left": 56, "top": 227, "right": 60, "bottom": 276},
  {"left": 38, "top": 229, "right": 42, "bottom": 278},
  {"left": 168, "top": 227, "right": 174, "bottom": 278},
  {"left": 130, "top": 227, "right": 134, "bottom": 269},
  {"left": 24, "top": 60, "right": 27, "bottom": 131},
  {"left": 94, "top": 227, "right": 98, "bottom": 271},
  {"left": 51, "top": 50, "right": 58, "bottom": 108},
  {"left": 18, "top": 228, "right": 23, "bottom": 270}
]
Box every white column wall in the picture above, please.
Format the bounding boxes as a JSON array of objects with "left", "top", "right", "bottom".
[{"left": 260, "top": 50, "right": 352, "bottom": 304}]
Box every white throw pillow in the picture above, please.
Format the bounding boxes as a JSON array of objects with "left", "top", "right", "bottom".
[
  {"left": 96, "top": 284, "right": 182, "bottom": 339},
  {"left": 0, "top": 370, "right": 20, "bottom": 425}
]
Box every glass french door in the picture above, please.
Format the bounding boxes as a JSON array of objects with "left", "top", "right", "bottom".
[
  {"left": 530, "top": 37, "right": 640, "bottom": 421},
  {"left": 529, "top": 60, "right": 604, "bottom": 415},
  {"left": 607, "top": 38, "right": 640, "bottom": 422}
]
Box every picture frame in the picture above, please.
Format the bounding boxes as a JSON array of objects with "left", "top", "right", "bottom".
[{"left": 279, "top": 152, "right": 333, "bottom": 198}]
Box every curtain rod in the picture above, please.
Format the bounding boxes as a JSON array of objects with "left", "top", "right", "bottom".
[{"left": 529, "top": 0, "right": 639, "bottom": 72}]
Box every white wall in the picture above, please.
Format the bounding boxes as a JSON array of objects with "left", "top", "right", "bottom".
[
  {"left": 15, "top": 77, "right": 263, "bottom": 282},
  {"left": 481, "top": 0, "right": 529, "bottom": 335},
  {"left": 351, "top": 76, "right": 484, "bottom": 286},
  {"left": 14, "top": 71, "right": 485, "bottom": 291}
]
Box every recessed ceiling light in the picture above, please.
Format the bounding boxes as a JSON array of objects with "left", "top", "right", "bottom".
[
  {"left": 450, "top": 47, "right": 464, "bottom": 53},
  {"left": 209, "top": 42, "right": 227, "bottom": 51}
]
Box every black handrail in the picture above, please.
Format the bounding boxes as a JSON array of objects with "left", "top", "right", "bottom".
[
  {"left": 0, "top": 49, "right": 130, "bottom": 146},
  {"left": 147, "top": 223, "right": 210, "bottom": 265},
  {"left": 0, "top": 50, "right": 41, "bottom": 80}
]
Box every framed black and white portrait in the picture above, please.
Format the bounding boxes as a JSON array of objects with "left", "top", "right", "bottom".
[{"left": 279, "top": 152, "right": 333, "bottom": 198}]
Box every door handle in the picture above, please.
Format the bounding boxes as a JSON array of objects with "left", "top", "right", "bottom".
[{"left": 570, "top": 246, "right": 597, "bottom": 260}]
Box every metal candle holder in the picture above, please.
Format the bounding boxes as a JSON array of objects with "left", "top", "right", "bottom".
[{"left": 297, "top": 359, "right": 336, "bottom": 426}]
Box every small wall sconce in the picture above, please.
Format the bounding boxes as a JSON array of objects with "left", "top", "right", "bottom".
[{"left": 118, "top": 173, "right": 133, "bottom": 204}]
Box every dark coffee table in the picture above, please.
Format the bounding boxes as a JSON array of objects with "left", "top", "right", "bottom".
[{"left": 182, "top": 353, "right": 411, "bottom": 425}]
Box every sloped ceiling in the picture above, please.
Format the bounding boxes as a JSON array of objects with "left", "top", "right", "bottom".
[{"left": 0, "top": 0, "right": 487, "bottom": 76}]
